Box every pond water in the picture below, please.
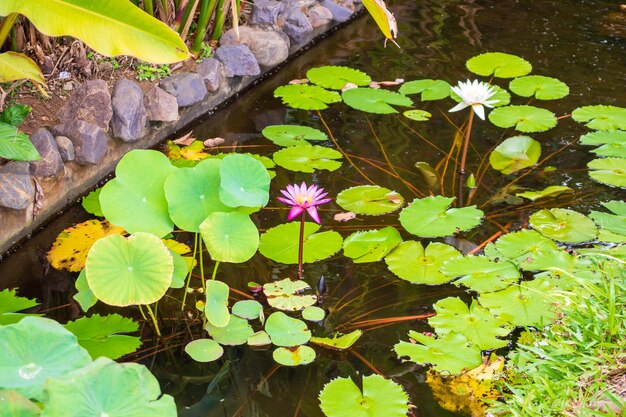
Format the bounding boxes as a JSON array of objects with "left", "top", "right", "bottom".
[{"left": 1, "top": 0, "right": 625, "bottom": 416}]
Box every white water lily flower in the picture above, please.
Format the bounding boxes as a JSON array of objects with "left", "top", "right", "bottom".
[{"left": 449, "top": 80, "right": 499, "bottom": 120}]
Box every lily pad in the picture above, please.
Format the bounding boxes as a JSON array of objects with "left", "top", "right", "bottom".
[
  {"left": 205, "top": 314, "right": 253, "bottom": 346},
  {"left": 572, "top": 105, "right": 626, "bottom": 130},
  {"left": 336, "top": 185, "right": 404, "bottom": 215},
  {"left": 219, "top": 153, "right": 270, "bottom": 208},
  {"left": 81, "top": 188, "right": 103, "bottom": 217},
  {"left": 310, "top": 330, "right": 363, "bottom": 350},
  {"left": 0, "top": 289, "right": 38, "bottom": 315},
  {"left": 273, "top": 345, "right": 316, "bottom": 366},
  {"left": 306, "top": 66, "right": 372, "bottom": 90},
  {"left": 259, "top": 222, "right": 343, "bottom": 264},
  {"left": 274, "top": 84, "right": 341, "bottom": 110},
  {"left": 302, "top": 306, "right": 326, "bottom": 321},
  {"left": 508, "top": 75, "right": 569, "bottom": 100},
  {"left": 199, "top": 212, "right": 259, "bottom": 263},
  {"left": 399, "top": 196, "right": 483, "bottom": 237},
  {"left": 342, "top": 88, "right": 413, "bottom": 114},
  {"left": 342, "top": 227, "right": 402, "bottom": 263},
  {"left": 273, "top": 144, "right": 343, "bottom": 173},
  {"left": 232, "top": 300, "right": 263, "bottom": 320},
  {"left": 403, "top": 109, "right": 432, "bottom": 121},
  {"left": 185, "top": 339, "right": 224, "bottom": 362},
  {"left": 73, "top": 269, "right": 97, "bottom": 313},
  {"left": 489, "top": 136, "right": 541, "bottom": 174},
  {"left": 262, "top": 125, "right": 328, "bottom": 147},
  {"left": 530, "top": 208, "right": 598, "bottom": 243},
  {"left": 591, "top": 141, "right": 626, "bottom": 158},
  {"left": 399, "top": 79, "right": 451, "bottom": 101},
  {"left": 466, "top": 52, "right": 532, "bottom": 78},
  {"left": 385, "top": 241, "right": 462, "bottom": 284},
  {"left": 515, "top": 186, "right": 573, "bottom": 201},
  {"left": 589, "top": 200, "right": 626, "bottom": 236},
  {"left": 488, "top": 105, "right": 557, "bottom": 132},
  {"left": 579, "top": 130, "right": 626, "bottom": 146},
  {"left": 440, "top": 256, "right": 519, "bottom": 293},
  {"left": 63, "top": 314, "right": 141, "bottom": 360},
  {"left": 264, "top": 312, "right": 311, "bottom": 347},
  {"left": 263, "top": 278, "right": 317, "bottom": 311},
  {"left": 204, "top": 280, "right": 230, "bottom": 328},
  {"left": 588, "top": 158, "right": 626, "bottom": 187},
  {"left": 248, "top": 331, "right": 272, "bottom": 346},
  {"left": 0, "top": 390, "right": 41, "bottom": 417}
]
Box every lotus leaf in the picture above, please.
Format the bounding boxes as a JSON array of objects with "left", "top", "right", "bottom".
[
  {"left": 590, "top": 201, "right": 626, "bottom": 236},
  {"left": 399, "top": 196, "right": 483, "bottom": 237},
  {"left": 399, "top": 79, "right": 451, "bottom": 101},
  {"left": 440, "top": 256, "right": 519, "bottom": 293},
  {"left": 403, "top": 109, "right": 432, "bottom": 121},
  {"left": 572, "top": 105, "right": 626, "bottom": 130},
  {"left": 0, "top": 122, "right": 40, "bottom": 161},
  {"left": 81, "top": 188, "right": 103, "bottom": 217},
  {"left": 274, "top": 84, "right": 341, "bottom": 110},
  {"left": 336, "top": 185, "right": 404, "bottom": 215},
  {"left": 306, "top": 66, "right": 372, "bottom": 90},
  {"left": 263, "top": 278, "right": 317, "bottom": 311},
  {"left": 310, "top": 330, "right": 363, "bottom": 350},
  {"left": 73, "top": 269, "right": 97, "bottom": 313},
  {"left": 63, "top": 314, "right": 141, "bottom": 360},
  {"left": 342, "top": 88, "right": 413, "bottom": 114},
  {"left": 489, "top": 136, "right": 541, "bottom": 174},
  {"left": 508, "top": 75, "right": 569, "bottom": 100},
  {"left": 530, "top": 208, "right": 598, "bottom": 243},
  {"left": 185, "top": 339, "right": 224, "bottom": 362},
  {"left": 579, "top": 130, "right": 626, "bottom": 146},
  {"left": 265, "top": 312, "right": 311, "bottom": 347},
  {"left": 385, "top": 241, "right": 462, "bottom": 284},
  {"left": 262, "top": 125, "right": 328, "bottom": 147},
  {"left": 491, "top": 229, "right": 574, "bottom": 272},
  {"left": 515, "top": 186, "right": 573, "bottom": 201},
  {"left": 205, "top": 315, "right": 253, "bottom": 346},
  {"left": 169, "top": 250, "right": 190, "bottom": 289},
  {"left": 273, "top": 144, "right": 343, "bottom": 173},
  {"left": 259, "top": 222, "right": 343, "bottom": 264},
  {"left": 248, "top": 331, "right": 272, "bottom": 346},
  {"left": 199, "top": 212, "right": 260, "bottom": 263},
  {"left": 450, "top": 84, "right": 510, "bottom": 107},
  {"left": 342, "top": 227, "right": 402, "bottom": 263},
  {"left": 302, "top": 306, "right": 326, "bottom": 321},
  {"left": 488, "top": 105, "right": 557, "bottom": 132},
  {"left": 319, "top": 374, "right": 409, "bottom": 417},
  {"left": 219, "top": 153, "right": 270, "bottom": 208},
  {"left": 466, "top": 52, "right": 532, "bottom": 78},
  {"left": 232, "top": 300, "right": 263, "bottom": 320},
  {"left": 273, "top": 345, "right": 316, "bottom": 366},
  {"left": 588, "top": 158, "right": 626, "bottom": 187},
  {"left": 0, "top": 390, "right": 41, "bottom": 417},
  {"left": 204, "top": 280, "right": 230, "bottom": 328}
]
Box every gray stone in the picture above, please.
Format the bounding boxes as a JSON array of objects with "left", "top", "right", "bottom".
[
  {"left": 52, "top": 121, "right": 108, "bottom": 165},
  {"left": 0, "top": 172, "right": 34, "bottom": 209},
  {"left": 56, "top": 80, "right": 112, "bottom": 129},
  {"left": 320, "top": 0, "right": 353, "bottom": 22},
  {"left": 29, "top": 128, "right": 64, "bottom": 177},
  {"left": 221, "top": 26, "right": 290, "bottom": 67},
  {"left": 214, "top": 44, "right": 261, "bottom": 77},
  {"left": 160, "top": 73, "right": 208, "bottom": 107},
  {"left": 55, "top": 136, "right": 75, "bottom": 162},
  {"left": 144, "top": 86, "right": 179, "bottom": 122},
  {"left": 281, "top": 6, "right": 314, "bottom": 43},
  {"left": 110, "top": 79, "right": 147, "bottom": 142},
  {"left": 196, "top": 58, "right": 223, "bottom": 92},
  {"left": 307, "top": 4, "right": 333, "bottom": 28},
  {"left": 250, "top": 0, "right": 284, "bottom": 25},
  {"left": 0, "top": 161, "right": 30, "bottom": 175}
]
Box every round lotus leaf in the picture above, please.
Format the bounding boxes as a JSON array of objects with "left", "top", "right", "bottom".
[
  {"left": 42, "top": 357, "right": 176, "bottom": 417},
  {"left": 591, "top": 141, "right": 626, "bottom": 158},
  {"left": 530, "top": 208, "right": 598, "bottom": 243},
  {"left": 204, "top": 280, "right": 230, "bottom": 328},
  {"left": 509, "top": 75, "right": 569, "bottom": 100},
  {"left": 205, "top": 314, "right": 253, "bottom": 346},
  {"left": 306, "top": 66, "right": 372, "bottom": 90},
  {"left": 440, "top": 255, "right": 519, "bottom": 293},
  {"left": 342, "top": 227, "right": 403, "bottom": 263},
  {"left": 263, "top": 278, "right": 317, "bottom": 311},
  {"left": 185, "top": 339, "right": 224, "bottom": 362},
  {"left": 273, "top": 144, "right": 343, "bottom": 173},
  {"left": 262, "top": 125, "right": 328, "bottom": 147},
  {"left": 99, "top": 150, "right": 175, "bottom": 237},
  {"left": 259, "top": 222, "right": 343, "bottom": 264},
  {"left": 399, "top": 196, "right": 483, "bottom": 237},
  {"left": 85, "top": 233, "right": 173, "bottom": 306},
  {"left": 342, "top": 88, "right": 413, "bottom": 114},
  {"left": 219, "top": 153, "right": 270, "bottom": 208},
  {"left": 336, "top": 185, "right": 404, "bottom": 215},
  {"left": 466, "top": 52, "right": 532, "bottom": 78},
  {"left": 264, "top": 312, "right": 311, "bottom": 347},
  {"left": 579, "top": 130, "right": 626, "bottom": 146},
  {"left": 572, "top": 105, "right": 626, "bottom": 130},
  {"left": 200, "top": 212, "right": 259, "bottom": 263},
  {"left": 515, "top": 186, "right": 573, "bottom": 201},
  {"left": 0, "top": 390, "right": 41, "bottom": 417},
  {"left": 399, "top": 79, "right": 451, "bottom": 101},
  {"left": 273, "top": 345, "right": 316, "bottom": 366},
  {"left": 302, "top": 306, "right": 325, "bottom": 321},
  {"left": 403, "top": 109, "right": 432, "bottom": 121},
  {"left": 274, "top": 84, "right": 341, "bottom": 110},
  {"left": 164, "top": 158, "right": 233, "bottom": 232},
  {"left": 319, "top": 374, "right": 409, "bottom": 417},
  {"left": 0, "top": 317, "right": 91, "bottom": 400},
  {"left": 449, "top": 83, "right": 511, "bottom": 108},
  {"left": 588, "top": 158, "right": 626, "bottom": 187},
  {"left": 232, "top": 300, "right": 263, "bottom": 320},
  {"left": 489, "top": 135, "right": 541, "bottom": 174},
  {"left": 385, "top": 241, "right": 462, "bottom": 284},
  {"left": 488, "top": 105, "right": 557, "bottom": 132},
  {"left": 248, "top": 331, "right": 272, "bottom": 346}
]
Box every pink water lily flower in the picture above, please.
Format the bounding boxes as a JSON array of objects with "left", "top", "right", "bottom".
[{"left": 277, "top": 182, "right": 331, "bottom": 224}]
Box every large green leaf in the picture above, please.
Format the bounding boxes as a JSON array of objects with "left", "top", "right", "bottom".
[
  {"left": 306, "top": 66, "right": 372, "bottom": 90},
  {"left": 273, "top": 345, "right": 316, "bottom": 366},
  {"left": 219, "top": 154, "right": 270, "bottom": 208},
  {"left": 63, "top": 314, "right": 141, "bottom": 360},
  {"left": 0, "top": 289, "right": 38, "bottom": 315},
  {"left": 440, "top": 256, "right": 519, "bottom": 293},
  {"left": 274, "top": 84, "right": 341, "bottom": 110},
  {"left": 488, "top": 105, "right": 557, "bottom": 132},
  {"left": 199, "top": 212, "right": 259, "bottom": 263},
  {"left": 336, "top": 185, "right": 404, "bottom": 215},
  {"left": 0, "top": 122, "right": 41, "bottom": 161},
  {"left": 205, "top": 315, "right": 253, "bottom": 346},
  {"left": 185, "top": 339, "right": 224, "bottom": 363},
  {"left": 264, "top": 312, "right": 311, "bottom": 347},
  {"left": 342, "top": 227, "right": 402, "bottom": 263},
  {"left": 399, "top": 196, "right": 483, "bottom": 237},
  {"left": 262, "top": 125, "right": 328, "bottom": 147},
  {"left": 579, "top": 130, "right": 626, "bottom": 146},
  {"left": 529, "top": 208, "right": 598, "bottom": 243},
  {"left": 588, "top": 158, "right": 626, "bottom": 187},
  {"left": 0, "top": 1, "right": 189, "bottom": 64},
  {"left": 508, "top": 75, "right": 569, "bottom": 100},
  {"left": 273, "top": 145, "right": 343, "bottom": 173},
  {"left": 259, "top": 222, "right": 343, "bottom": 264},
  {"left": 0, "top": 52, "right": 46, "bottom": 89},
  {"left": 0, "top": 390, "right": 41, "bottom": 417},
  {"left": 399, "top": 79, "right": 451, "bottom": 101},
  {"left": 203, "top": 280, "right": 230, "bottom": 328},
  {"left": 491, "top": 229, "right": 574, "bottom": 272},
  {"left": 385, "top": 241, "right": 462, "bottom": 284},
  {"left": 342, "top": 88, "right": 413, "bottom": 114},
  {"left": 489, "top": 136, "right": 541, "bottom": 174},
  {"left": 263, "top": 278, "right": 317, "bottom": 311},
  {"left": 466, "top": 52, "right": 532, "bottom": 78},
  {"left": 572, "top": 105, "right": 626, "bottom": 130}
]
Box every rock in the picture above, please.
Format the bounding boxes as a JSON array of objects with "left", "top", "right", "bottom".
[
  {"left": 307, "top": 4, "right": 333, "bottom": 28},
  {"left": 144, "top": 86, "right": 179, "bottom": 122},
  {"left": 250, "top": 0, "right": 284, "bottom": 25},
  {"left": 320, "top": 0, "right": 353, "bottom": 22},
  {"left": 56, "top": 80, "right": 112, "bottom": 129},
  {"left": 55, "top": 136, "right": 75, "bottom": 162},
  {"left": 52, "top": 120, "right": 108, "bottom": 165},
  {"left": 0, "top": 161, "right": 30, "bottom": 175},
  {"left": 29, "top": 128, "right": 64, "bottom": 177},
  {"left": 214, "top": 44, "right": 261, "bottom": 77},
  {"left": 221, "top": 26, "right": 290, "bottom": 67},
  {"left": 160, "top": 73, "right": 208, "bottom": 107},
  {"left": 281, "top": 6, "right": 314, "bottom": 43},
  {"left": 110, "top": 79, "right": 147, "bottom": 142},
  {"left": 196, "top": 58, "right": 223, "bottom": 92},
  {"left": 0, "top": 172, "right": 34, "bottom": 210}
]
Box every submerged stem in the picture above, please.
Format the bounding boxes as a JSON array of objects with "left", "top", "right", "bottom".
[
  {"left": 144, "top": 303, "right": 162, "bottom": 337},
  {"left": 457, "top": 109, "right": 475, "bottom": 206},
  {"left": 298, "top": 213, "right": 305, "bottom": 279}
]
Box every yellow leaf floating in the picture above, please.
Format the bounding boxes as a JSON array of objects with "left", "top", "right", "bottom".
[
  {"left": 163, "top": 239, "right": 191, "bottom": 255},
  {"left": 180, "top": 141, "right": 210, "bottom": 161},
  {"left": 361, "top": 0, "right": 399, "bottom": 48},
  {"left": 48, "top": 219, "right": 125, "bottom": 272}
]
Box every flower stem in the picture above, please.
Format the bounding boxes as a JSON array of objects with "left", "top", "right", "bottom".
[
  {"left": 144, "top": 303, "right": 162, "bottom": 337},
  {"left": 459, "top": 108, "right": 475, "bottom": 175},
  {"left": 181, "top": 232, "right": 199, "bottom": 311},
  {"left": 298, "top": 213, "right": 305, "bottom": 279}
]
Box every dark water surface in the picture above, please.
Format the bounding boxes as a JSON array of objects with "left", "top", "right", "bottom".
[{"left": 1, "top": 1, "right": 625, "bottom": 416}]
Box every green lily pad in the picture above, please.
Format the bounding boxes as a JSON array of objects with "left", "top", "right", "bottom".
[
  {"left": 530, "top": 208, "right": 598, "bottom": 243},
  {"left": 403, "top": 109, "right": 432, "bottom": 121},
  {"left": 588, "top": 158, "right": 626, "bottom": 187},
  {"left": 0, "top": 390, "right": 41, "bottom": 417},
  {"left": 466, "top": 52, "right": 532, "bottom": 78},
  {"left": 205, "top": 314, "right": 253, "bottom": 346},
  {"left": 579, "top": 130, "right": 626, "bottom": 146},
  {"left": 81, "top": 188, "right": 103, "bottom": 217},
  {"left": 219, "top": 153, "right": 270, "bottom": 208},
  {"left": 63, "top": 314, "right": 141, "bottom": 360},
  {"left": 0, "top": 289, "right": 38, "bottom": 315},
  {"left": 264, "top": 312, "right": 311, "bottom": 347},
  {"left": 385, "top": 241, "right": 462, "bottom": 284},
  {"left": 232, "top": 300, "right": 263, "bottom": 320},
  {"left": 273, "top": 144, "right": 343, "bottom": 173},
  {"left": 99, "top": 150, "right": 175, "bottom": 237},
  {"left": 248, "top": 331, "right": 272, "bottom": 346},
  {"left": 310, "top": 330, "right": 363, "bottom": 350},
  {"left": 488, "top": 105, "right": 557, "bottom": 132},
  {"left": 572, "top": 105, "right": 626, "bottom": 130},
  {"left": 336, "top": 185, "right": 404, "bottom": 215},
  {"left": 399, "top": 196, "right": 483, "bottom": 237},
  {"left": 85, "top": 233, "right": 173, "bottom": 306},
  {"left": 204, "top": 280, "right": 230, "bottom": 328},
  {"left": 0, "top": 317, "right": 91, "bottom": 400},
  {"left": 508, "top": 75, "right": 569, "bottom": 100},
  {"left": 169, "top": 250, "right": 189, "bottom": 289},
  {"left": 263, "top": 278, "right": 317, "bottom": 311},
  {"left": 399, "top": 79, "right": 451, "bottom": 101},
  {"left": 200, "top": 212, "right": 259, "bottom": 263},
  {"left": 302, "top": 306, "right": 326, "bottom": 321},
  {"left": 515, "top": 186, "right": 573, "bottom": 201},
  {"left": 274, "top": 84, "right": 341, "bottom": 110},
  {"left": 259, "top": 222, "right": 343, "bottom": 264},
  {"left": 273, "top": 345, "right": 316, "bottom": 366},
  {"left": 185, "top": 339, "right": 224, "bottom": 362},
  {"left": 590, "top": 201, "right": 626, "bottom": 236},
  {"left": 429, "top": 297, "right": 511, "bottom": 350},
  {"left": 342, "top": 88, "right": 413, "bottom": 114},
  {"left": 440, "top": 255, "right": 519, "bottom": 293},
  {"left": 73, "top": 269, "right": 97, "bottom": 313},
  {"left": 395, "top": 331, "right": 482, "bottom": 374},
  {"left": 591, "top": 141, "right": 626, "bottom": 158},
  {"left": 306, "top": 66, "right": 372, "bottom": 90},
  {"left": 489, "top": 136, "right": 541, "bottom": 174},
  {"left": 262, "top": 125, "right": 328, "bottom": 147},
  {"left": 414, "top": 161, "right": 441, "bottom": 188},
  {"left": 319, "top": 374, "right": 409, "bottom": 417},
  {"left": 342, "top": 227, "right": 402, "bottom": 263},
  {"left": 42, "top": 357, "right": 176, "bottom": 417}
]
